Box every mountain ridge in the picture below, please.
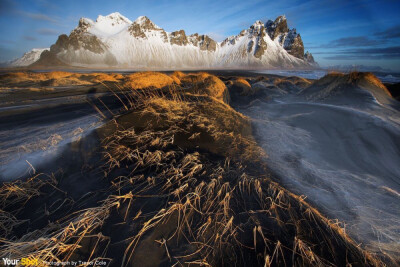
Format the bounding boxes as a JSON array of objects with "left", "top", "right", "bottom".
[{"left": 11, "top": 12, "right": 318, "bottom": 69}]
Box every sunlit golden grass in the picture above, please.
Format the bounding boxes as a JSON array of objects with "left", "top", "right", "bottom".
[
  {"left": 1, "top": 195, "right": 114, "bottom": 264},
  {"left": 278, "top": 76, "right": 313, "bottom": 89},
  {"left": 230, "top": 78, "right": 253, "bottom": 96},
  {"left": 0, "top": 71, "right": 124, "bottom": 88},
  {"left": 179, "top": 72, "right": 211, "bottom": 83},
  {"left": 311, "top": 71, "right": 391, "bottom": 95},
  {"left": 122, "top": 71, "right": 179, "bottom": 89},
  {"left": 175, "top": 72, "right": 230, "bottom": 103},
  {"left": 351, "top": 72, "right": 392, "bottom": 96},
  {"left": 88, "top": 73, "right": 124, "bottom": 83}
]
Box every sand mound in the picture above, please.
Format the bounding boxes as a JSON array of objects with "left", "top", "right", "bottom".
[
  {"left": 123, "top": 72, "right": 178, "bottom": 89},
  {"left": 280, "top": 76, "right": 312, "bottom": 89},
  {"left": 308, "top": 72, "right": 390, "bottom": 96},
  {"left": 42, "top": 71, "right": 74, "bottom": 80},
  {"left": 103, "top": 96, "right": 261, "bottom": 162},
  {"left": 352, "top": 72, "right": 392, "bottom": 96},
  {"left": 169, "top": 71, "right": 185, "bottom": 84},
  {"left": 0, "top": 71, "right": 126, "bottom": 89},
  {"left": 0, "top": 71, "right": 68, "bottom": 87},
  {"left": 179, "top": 72, "right": 210, "bottom": 83},
  {"left": 299, "top": 72, "right": 394, "bottom": 105},
  {"left": 178, "top": 72, "right": 230, "bottom": 103},
  {"left": 231, "top": 78, "right": 253, "bottom": 95},
  {"left": 85, "top": 73, "right": 124, "bottom": 83}
]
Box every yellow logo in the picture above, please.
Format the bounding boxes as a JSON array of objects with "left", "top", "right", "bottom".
[{"left": 20, "top": 258, "right": 38, "bottom": 266}]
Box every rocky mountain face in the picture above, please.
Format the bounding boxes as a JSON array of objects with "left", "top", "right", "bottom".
[
  {"left": 18, "top": 12, "right": 318, "bottom": 69},
  {"left": 266, "top": 15, "right": 305, "bottom": 59},
  {"left": 304, "top": 51, "right": 316, "bottom": 64}
]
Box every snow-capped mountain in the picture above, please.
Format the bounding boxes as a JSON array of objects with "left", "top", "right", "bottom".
[
  {"left": 10, "top": 48, "right": 49, "bottom": 67},
  {"left": 17, "top": 12, "right": 318, "bottom": 69}
]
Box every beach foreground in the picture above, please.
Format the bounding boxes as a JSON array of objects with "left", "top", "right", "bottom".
[{"left": 0, "top": 71, "right": 399, "bottom": 266}]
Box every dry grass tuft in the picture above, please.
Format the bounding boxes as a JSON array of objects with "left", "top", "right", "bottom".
[
  {"left": 169, "top": 71, "right": 185, "bottom": 84},
  {"left": 0, "top": 71, "right": 124, "bottom": 89},
  {"left": 179, "top": 72, "right": 211, "bottom": 84},
  {"left": 123, "top": 72, "right": 178, "bottom": 89},
  {"left": 312, "top": 71, "right": 389, "bottom": 95},
  {"left": 179, "top": 72, "right": 230, "bottom": 103},
  {"left": 231, "top": 78, "right": 253, "bottom": 96},
  {"left": 350, "top": 72, "right": 392, "bottom": 96}
]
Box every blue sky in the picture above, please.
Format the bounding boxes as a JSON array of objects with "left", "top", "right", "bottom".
[{"left": 0, "top": 0, "right": 400, "bottom": 71}]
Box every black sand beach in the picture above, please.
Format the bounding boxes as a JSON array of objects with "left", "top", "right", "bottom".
[{"left": 0, "top": 70, "right": 399, "bottom": 266}]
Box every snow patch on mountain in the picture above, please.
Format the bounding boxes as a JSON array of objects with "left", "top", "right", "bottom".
[{"left": 84, "top": 12, "right": 132, "bottom": 38}]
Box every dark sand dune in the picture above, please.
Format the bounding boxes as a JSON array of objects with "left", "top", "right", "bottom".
[
  {"left": 239, "top": 102, "right": 400, "bottom": 258},
  {"left": 298, "top": 72, "right": 397, "bottom": 108},
  {"left": 236, "top": 72, "right": 400, "bottom": 264}
]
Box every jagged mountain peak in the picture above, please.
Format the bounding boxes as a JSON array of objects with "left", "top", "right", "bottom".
[
  {"left": 304, "top": 51, "right": 317, "bottom": 65},
  {"left": 77, "top": 17, "right": 94, "bottom": 33},
  {"left": 265, "top": 15, "right": 289, "bottom": 40},
  {"left": 134, "top": 15, "right": 150, "bottom": 23},
  {"left": 133, "top": 16, "right": 162, "bottom": 30},
  {"left": 96, "top": 12, "right": 131, "bottom": 24},
  {"left": 274, "top": 15, "right": 287, "bottom": 23},
  {"left": 253, "top": 20, "right": 264, "bottom": 26},
  {"left": 249, "top": 20, "right": 266, "bottom": 36},
  {"left": 128, "top": 16, "right": 166, "bottom": 41},
  {"left": 14, "top": 13, "right": 317, "bottom": 69}
]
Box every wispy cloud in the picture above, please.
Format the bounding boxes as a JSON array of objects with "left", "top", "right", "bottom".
[
  {"left": 322, "top": 46, "right": 400, "bottom": 60},
  {"left": 374, "top": 25, "right": 400, "bottom": 39},
  {"left": 36, "top": 28, "right": 59, "bottom": 35},
  {"left": 324, "top": 55, "right": 397, "bottom": 60},
  {"left": 344, "top": 46, "right": 400, "bottom": 56},
  {"left": 308, "top": 35, "right": 385, "bottom": 49},
  {"left": 23, "top": 36, "right": 37, "bottom": 41},
  {"left": 18, "top": 11, "right": 58, "bottom": 24},
  {"left": 327, "top": 36, "right": 384, "bottom": 47}
]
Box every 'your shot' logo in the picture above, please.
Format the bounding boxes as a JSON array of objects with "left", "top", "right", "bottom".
[{"left": 2, "top": 258, "right": 38, "bottom": 266}]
